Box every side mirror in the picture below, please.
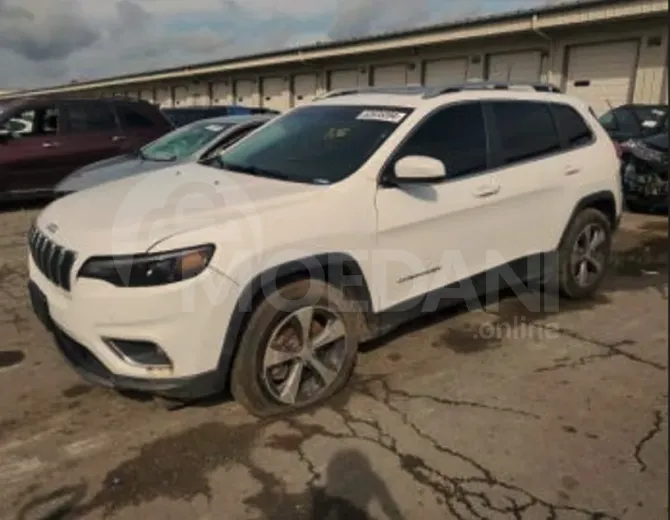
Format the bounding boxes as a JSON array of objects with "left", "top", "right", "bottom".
[{"left": 393, "top": 155, "right": 446, "bottom": 182}]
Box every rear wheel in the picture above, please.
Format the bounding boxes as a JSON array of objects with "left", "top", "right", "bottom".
[
  {"left": 557, "top": 208, "right": 612, "bottom": 300},
  {"left": 230, "top": 278, "right": 360, "bottom": 417}
]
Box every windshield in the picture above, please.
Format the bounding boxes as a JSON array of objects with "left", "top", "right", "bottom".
[
  {"left": 634, "top": 106, "right": 667, "bottom": 125},
  {"left": 598, "top": 110, "right": 617, "bottom": 130},
  {"left": 215, "top": 105, "right": 412, "bottom": 184},
  {"left": 141, "top": 120, "right": 233, "bottom": 161}
]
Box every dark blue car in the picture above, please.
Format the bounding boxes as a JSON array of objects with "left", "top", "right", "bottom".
[{"left": 162, "top": 105, "right": 280, "bottom": 127}]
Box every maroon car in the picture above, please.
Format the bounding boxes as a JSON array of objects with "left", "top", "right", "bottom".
[{"left": 0, "top": 97, "right": 173, "bottom": 200}]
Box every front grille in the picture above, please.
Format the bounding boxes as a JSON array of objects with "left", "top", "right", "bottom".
[{"left": 28, "top": 225, "right": 77, "bottom": 291}]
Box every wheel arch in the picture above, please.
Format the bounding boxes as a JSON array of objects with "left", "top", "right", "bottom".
[
  {"left": 557, "top": 190, "right": 619, "bottom": 249},
  {"left": 215, "top": 252, "right": 376, "bottom": 388}
]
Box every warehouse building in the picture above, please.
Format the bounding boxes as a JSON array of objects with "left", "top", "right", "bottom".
[{"left": 1, "top": 0, "right": 667, "bottom": 116}]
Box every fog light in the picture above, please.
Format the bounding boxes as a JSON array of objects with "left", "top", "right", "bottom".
[{"left": 104, "top": 338, "right": 172, "bottom": 367}]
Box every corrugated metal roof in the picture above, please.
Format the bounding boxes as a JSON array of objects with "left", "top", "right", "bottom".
[{"left": 5, "top": 0, "right": 662, "bottom": 95}]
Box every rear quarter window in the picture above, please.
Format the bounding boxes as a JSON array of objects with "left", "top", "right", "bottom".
[
  {"left": 489, "top": 100, "right": 561, "bottom": 164},
  {"left": 116, "top": 104, "right": 156, "bottom": 129},
  {"left": 551, "top": 103, "right": 594, "bottom": 148}
]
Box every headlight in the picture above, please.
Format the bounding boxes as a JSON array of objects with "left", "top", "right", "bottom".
[{"left": 78, "top": 244, "right": 215, "bottom": 287}]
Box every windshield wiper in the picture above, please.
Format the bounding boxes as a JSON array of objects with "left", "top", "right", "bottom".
[{"left": 219, "top": 161, "right": 291, "bottom": 181}]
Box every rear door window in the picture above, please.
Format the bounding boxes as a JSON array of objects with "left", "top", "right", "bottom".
[
  {"left": 64, "top": 102, "right": 117, "bottom": 133},
  {"left": 488, "top": 101, "right": 561, "bottom": 165}
]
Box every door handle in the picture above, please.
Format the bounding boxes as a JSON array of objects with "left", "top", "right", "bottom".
[
  {"left": 473, "top": 184, "right": 500, "bottom": 198},
  {"left": 42, "top": 141, "right": 60, "bottom": 148},
  {"left": 565, "top": 166, "right": 581, "bottom": 176},
  {"left": 111, "top": 135, "right": 127, "bottom": 142}
]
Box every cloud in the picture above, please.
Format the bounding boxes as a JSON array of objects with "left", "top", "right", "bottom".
[
  {"left": 0, "top": 0, "right": 556, "bottom": 90},
  {"left": 0, "top": 0, "right": 99, "bottom": 61}
]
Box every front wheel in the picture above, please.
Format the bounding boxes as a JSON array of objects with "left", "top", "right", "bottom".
[
  {"left": 230, "top": 278, "right": 360, "bottom": 417},
  {"left": 557, "top": 208, "right": 612, "bottom": 300}
]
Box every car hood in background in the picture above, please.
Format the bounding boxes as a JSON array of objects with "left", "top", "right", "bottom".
[
  {"left": 642, "top": 132, "right": 668, "bottom": 152},
  {"left": 55, "top": 154, "right": 184, "bottom": 193}
]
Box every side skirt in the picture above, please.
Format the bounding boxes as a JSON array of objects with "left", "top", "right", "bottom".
[{"left": 366, "top": 252, "right": 559, "bottom": 340}]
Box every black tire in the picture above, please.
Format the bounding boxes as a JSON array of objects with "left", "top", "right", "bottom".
[
  {"left": 230, "top": 278, "right": 360, "bottom": 418},
  {"left": 557, "top": 208, "right": 612, "bottom": 300}
]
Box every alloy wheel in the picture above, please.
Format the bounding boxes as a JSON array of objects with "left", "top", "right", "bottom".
[
  {"left": 261, "top": 306, "right": 348, "bottom": 405},
  {"left": 570, "top": 223, "right": 608, "bottom": 288}
]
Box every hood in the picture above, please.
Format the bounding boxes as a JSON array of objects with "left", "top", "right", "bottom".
[
  {"left": 642, "top": 133, "right": 668, "bottom": 153},
  {"left": 55, "top": 154, "right": 182, "bottom": 193},
  {"left": 37, "top": 163, "right": 323, "bottom": 255}
]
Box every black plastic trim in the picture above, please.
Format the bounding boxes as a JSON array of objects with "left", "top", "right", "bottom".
[
  {"left": 557, "top": 190, "right": 619, "bottom": 248},
  {"left": 214, "top": 252, "right": 375, "bottom": 384}
]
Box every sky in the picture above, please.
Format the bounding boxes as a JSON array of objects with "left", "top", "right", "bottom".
[{"left": 0, "top": 0, "right": 566, "bottom": 89}]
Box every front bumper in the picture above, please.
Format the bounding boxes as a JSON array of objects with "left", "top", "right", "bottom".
[
  {"left": 621, "top": 157, "right": 668, "bottom": 211},
  {"left": 28, "top": 256, "right": 241, "bottom": 399}
]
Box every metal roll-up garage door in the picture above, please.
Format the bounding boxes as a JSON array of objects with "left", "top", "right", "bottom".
[
  {"left": 487, "top": 51, "right": 543, "bottom": 83},
  {"left": 328, "top": 69, "right": 360, "bottom": 90},
  {"left": 423, "top": 58, "right": 468, "bottom": 86},
  {"left": 155, "top": 87, "right": 172, "bottom": 107},
  {"left": 188, "top": 84, "right": 209, "bottom": 106},
  {"left": 211, "top": 82, "right": 229, "bottom": 105},
  {"left": 262, "top": 77, "right": 289, "bottom": 111},
  {"left": 371, "top": 64, "right": 408, "bottom": 86},
  {"left": 173, "top": 86, "right": 189, "bottom": 106},
  {"left": 234, "top": 79, "right": 257, "bottom": 106},
  {"left": 565, "top": 40, "right": 639, "bottom": 116},
  {"left": 139, "top": 89, "right": 154, "bottom": 102},
  {"left": 293, "top": 73, "right": 318, "bottom": 106}
]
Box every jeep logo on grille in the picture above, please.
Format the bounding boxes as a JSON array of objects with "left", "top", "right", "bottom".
[{"left": 46, "top": 223, "right": 59, "bottom": 234}]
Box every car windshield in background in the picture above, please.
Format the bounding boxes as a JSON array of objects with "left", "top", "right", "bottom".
[
  {"left": 634, "top": 106, "right": 667, "bottom": 128},
  {"left": 141, "top": 120, "right": 233, "bottom": 161},
  {"left": 163, "top": 108, "right": 231, "bottom": 127},
  {"left": 597, "top": 110, "right": 617, "bottom": 131},
  {"left": 216, "top": 105, "right": 413, "bottom": 184}
]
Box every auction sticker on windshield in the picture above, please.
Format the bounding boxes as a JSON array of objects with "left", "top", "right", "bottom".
[{"left": 356, "top": 110, "right": 407, "bottom": 123}]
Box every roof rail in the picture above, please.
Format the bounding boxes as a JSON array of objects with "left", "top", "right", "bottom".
[
  {"left": 423, "top": 81, "right": 562, "bottom": 97},
  {"left": 312, "top": 82, "right": 563, "bottom": 101},
  {"left": 314, "top": 85, "right": 429, "bottom": 100}
]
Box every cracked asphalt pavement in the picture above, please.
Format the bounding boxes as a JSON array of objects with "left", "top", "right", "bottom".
[{"left": 0, "top": 206, "right": 667, "bottom": 520}]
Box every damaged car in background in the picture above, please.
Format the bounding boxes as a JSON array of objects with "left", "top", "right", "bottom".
[{"left": 620, "top": 124, "right": 668, "bottom": 213}]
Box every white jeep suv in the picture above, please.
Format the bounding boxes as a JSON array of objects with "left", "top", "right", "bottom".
[{"left": 27, "top": 82, "right": 622, "bottom": 416}]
